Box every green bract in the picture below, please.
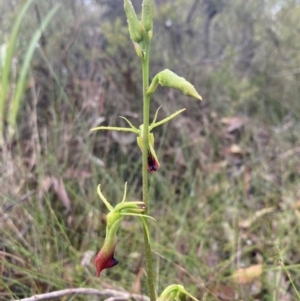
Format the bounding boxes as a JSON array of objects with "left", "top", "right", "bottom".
[
  {"left": 142, "top": 0, "right": 153, "bottom": 32},
  {"left": 147, "top": 69, "right": 202, "bottom": 100},
  {"left": 124, "top": 0, "right": 143, "bottom": 43}
]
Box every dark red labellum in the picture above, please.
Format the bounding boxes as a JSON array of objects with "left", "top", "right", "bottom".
[
  {"left": 94, "top": 249, "right": 118, "bottom": 277},
  {"left": 106, "top": 256, "right": 119, "bottom": 268},
  {"left": 147, "top": 150, "right": 159, "bottom": 172}
]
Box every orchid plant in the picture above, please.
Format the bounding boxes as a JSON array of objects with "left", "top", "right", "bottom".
[{"left": 91, "top": 1, "right": 202, "bottom": 300}]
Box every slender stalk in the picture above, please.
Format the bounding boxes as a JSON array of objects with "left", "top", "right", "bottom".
[
  {"left": 142, "top": 43, "right": 150, "bottom": 210},
  {"left": 142, "top": 37, "right": 157, "bottom": 301}
]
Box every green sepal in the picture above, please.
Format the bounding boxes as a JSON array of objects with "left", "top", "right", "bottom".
[
  {"left": 142, "top": 0, "right": 153, "bottom": 32},
  {"left": 137, "top": 130, "right": 160, "bottom": 167},
  {"left": 104, "top": 215, "right": 122, "bottom": 248},
  {"left": 149, "top": 108, "right": 186, "bottom": 130},
  {"left": 90, "top": 125, "right": 139, "bottom": 134},
  {"left": 133, "top": 41, "right": 144, "bottom": 58},
  {"left": 147, "top": 69, "right": 202, "bottom": 100},
  {"left": 124, "top": 0, "right": 143, "bottom": 43},
  {"left": 148, "top": 29, "right": 153, "bottom": 40},
  {"left": 114, "top": 201, "right": 145, "bottom": 213}
]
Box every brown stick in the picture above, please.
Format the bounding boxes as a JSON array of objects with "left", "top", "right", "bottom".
[{"left": 13, "top": 288, "right": 150, "bottom": 301}]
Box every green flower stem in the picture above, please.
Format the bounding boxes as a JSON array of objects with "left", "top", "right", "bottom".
[
  {"left": 142, "top": 43, "right": 150, "bottom": 211},
  {"left": 142, "top": 35, "right": 157, "bottom": 301},
  {"left": 105, "top": 218, "right": 122, "bottom": 248}
]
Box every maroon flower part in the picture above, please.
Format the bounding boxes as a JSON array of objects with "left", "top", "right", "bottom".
[
  {"left": 94, "top": 243, "right": 118, "bottom": 277},
  {"left": 147, "top": 149, "right": 159, "bottom": 172}
]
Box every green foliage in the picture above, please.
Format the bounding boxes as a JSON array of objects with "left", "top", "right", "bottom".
[
  {"left": 8, "top": 4, "right": 60, "bottom": 138},
  {"left": 0, "top": 0, "right": 33, "bottom": 144},
  {"left": 0, "top": 0, "right": 59, "bottom": 145}
]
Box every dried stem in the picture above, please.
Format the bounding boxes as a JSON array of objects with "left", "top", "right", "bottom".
[{"left": 12, "top": 288, "right": 150, "bottom": 301}]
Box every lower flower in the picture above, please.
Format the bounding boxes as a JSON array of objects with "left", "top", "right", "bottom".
[{"left": 93, "top": 184, "right": 148, "bottom": 277}]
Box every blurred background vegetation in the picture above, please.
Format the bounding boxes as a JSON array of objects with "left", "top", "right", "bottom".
[{"left": 1, "top": 0, "right": 300, "bottom": 300}]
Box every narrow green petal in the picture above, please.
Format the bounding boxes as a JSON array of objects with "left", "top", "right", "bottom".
[
  {"left": 137, "top": 136, "right": 143, "bottom": 152},
  {"left": 140, "top": 217, "right": 151, "bottom": 246},
  {"left": 149, "top": 108, "right": 186, "bottom": 130},
  {"left": 119, "top": 116, "right": 139, "bottom": 132},
  {"left": 180, "top": 290, "right": 200, "bottom": 301},
  {"left": 115, "top": 201, "right": 144, "bottom": 212},
  {"left": 120, "top": 213, "right": 156, "bottom": 222},
  {"left": 121, "top": 182, "right": 127, "bottom": 203},
  {"left": 97, "top": 185, "right": 114, "bottom": 212},
  {"left": 150, "top": 105, "right": 162, "bottom": 126},
  {"left": 90, "top": 126, "right": 139, "bottom": 133}
]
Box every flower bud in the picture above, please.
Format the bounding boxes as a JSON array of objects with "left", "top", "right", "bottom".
[
  {"left": 124, "top": 0, "right": 143, "bottom": 43},
  {"left": 133, "top": 41, "right": 144, "bottom": 58},
  {"left": 148, "top": 69, "right": 202, "bottom": 100},
  {"left": 142, "top": 0, "right": 153, "bottom": 32}
]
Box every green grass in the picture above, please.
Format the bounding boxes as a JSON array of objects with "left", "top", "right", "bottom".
[
  {"left": 0, "top": 0, "right": 59, "bottom": 145},
  {"left": 3, "top": 105, "right": 300, "bottom": 300}
]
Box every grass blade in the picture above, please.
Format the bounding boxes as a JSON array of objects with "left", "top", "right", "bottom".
[
  {"left": 0, "top": 0, "right": 34, "bottom": 143},
  {"left": 7, "top": 3, "right": 61, "bottom": 140}
]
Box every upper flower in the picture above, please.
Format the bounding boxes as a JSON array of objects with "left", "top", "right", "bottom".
[{"left": 91, "top": 107, "right": 186, "bottom": 172}]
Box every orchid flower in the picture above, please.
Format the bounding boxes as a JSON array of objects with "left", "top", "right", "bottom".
[
  {"left": 94, "top": 182, "right": 153, "bottom": 276},
  {"left": 91, "top": 107, "right": 186, "bottom": 172}
]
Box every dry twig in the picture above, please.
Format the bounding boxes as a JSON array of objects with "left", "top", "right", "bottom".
[{"left": 12, "top": 288, "right": 150, "bottom": 301}]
